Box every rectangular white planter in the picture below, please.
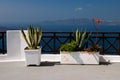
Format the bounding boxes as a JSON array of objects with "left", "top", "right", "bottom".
[
  {"left": 25, "top": 48, "right": 41, "bottom": 66},
  {"left": 60, "top": 51, "right": 99, "bottom": 64}
]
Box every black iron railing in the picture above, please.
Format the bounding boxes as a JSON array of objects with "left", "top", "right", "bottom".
[
  {"left": 0, "top": 31, "right": 7, "bottom": 54},
  {"left": 0, "top": 31, "right": 120, "bottom": 55},
  {"left": 41, "top": 32, "right": 120, "bottom": 55}
]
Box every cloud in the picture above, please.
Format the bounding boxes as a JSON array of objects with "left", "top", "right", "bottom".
[{"left": 75, "top": 7, "right": 83, "bottom": 11}]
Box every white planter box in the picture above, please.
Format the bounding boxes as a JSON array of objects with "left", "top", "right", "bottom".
[
  {"left": 60, "top": 51, "right": 99, "bottom": 64},
  {"left": 25, "top": 48, "right": 41, "bottom": 66}
]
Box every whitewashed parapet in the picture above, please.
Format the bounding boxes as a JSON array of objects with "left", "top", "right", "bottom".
[{"left": 0, "top": 30, "right": 27, "bottom": 61}]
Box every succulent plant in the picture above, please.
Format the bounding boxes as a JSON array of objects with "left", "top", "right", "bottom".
[
  {"left": 21, "top": 25, "right": 42, "bottom": 49},
  {"left": 75, "top": 29, "right": 91, "bottom": 50}
]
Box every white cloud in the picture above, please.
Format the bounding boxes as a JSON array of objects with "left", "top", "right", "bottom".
[{"left": 75, "top": 7, "right": 83, "bottom": 11}]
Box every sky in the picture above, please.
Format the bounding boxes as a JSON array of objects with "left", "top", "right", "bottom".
[{"left": 0, "top": 0, "right": 120, "bottom": 24}]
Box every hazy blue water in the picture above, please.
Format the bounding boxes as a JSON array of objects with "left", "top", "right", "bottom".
[
  {"left": 41, "top": 25, "right": 120, "bottom": 32},
  {"left": 0, "top": 25, "right": 120, "bottom": 32}
]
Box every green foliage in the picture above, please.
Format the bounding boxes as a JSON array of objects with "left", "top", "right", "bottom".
[
  {"left": 60, "top": 41, "right": 77, "bottom": 51},
  {"left": 21, "top": 25, "right": 42, "bottom": 49}
]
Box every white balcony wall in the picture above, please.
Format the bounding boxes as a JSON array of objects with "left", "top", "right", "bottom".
[
  {"left": 7, "top": 30, "right": 22, "bottom": 60},
  {"left": 0, "top": 30, "right": 27, "bottom": 61}
]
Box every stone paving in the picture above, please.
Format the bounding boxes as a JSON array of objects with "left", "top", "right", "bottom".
[{"left": 0, "top": 61, "right": 119, "bottom": 80}]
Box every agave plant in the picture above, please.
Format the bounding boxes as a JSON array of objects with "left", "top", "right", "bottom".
[
  {"left": 75, "top": 29, "right": 91, "bottom": 50},
  {"left": 21, "top": 25, "right": 42, "bottom": 49}
]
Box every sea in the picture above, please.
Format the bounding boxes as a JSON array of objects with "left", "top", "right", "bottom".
[
  {"left": 0, "top": 24, "right": 120, "bottom": 32},
  {"left": 42, "top": 25, "right": 120, "bottom": 32}
]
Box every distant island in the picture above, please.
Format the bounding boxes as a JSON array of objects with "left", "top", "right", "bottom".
[{"left": 41, "top": 18, "right": 120, "bottom": 26}]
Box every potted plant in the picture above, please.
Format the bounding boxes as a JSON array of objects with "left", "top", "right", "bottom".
[
  {"left": 21, "top": 25, "right": 42, "bottom": 66},
  {"left": 60, "top": 29, "right": 100, "bottom": 64}
]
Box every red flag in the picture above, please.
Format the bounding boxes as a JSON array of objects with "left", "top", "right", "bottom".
[{"left": 96, "top": 19, "right": 102, "bottom": 23}]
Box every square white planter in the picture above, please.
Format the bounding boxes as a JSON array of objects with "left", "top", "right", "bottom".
[
  {"left": 60, "top": 51, "right": 99, "bottom": 64},
  {"left": 25, "top": 48, "right": 41, "bottom": 66}
]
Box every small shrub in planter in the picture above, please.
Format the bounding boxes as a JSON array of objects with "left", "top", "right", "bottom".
[
  {"left": 60, "top": 41, "right": 77, "bottom": 51},
  {"left": 85, "top": 43, "right": 101, "bottom": 52}
]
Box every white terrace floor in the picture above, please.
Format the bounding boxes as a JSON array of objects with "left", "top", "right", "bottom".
[{"left": 0, "top": 61, "right": 120, "bottom": 80}]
